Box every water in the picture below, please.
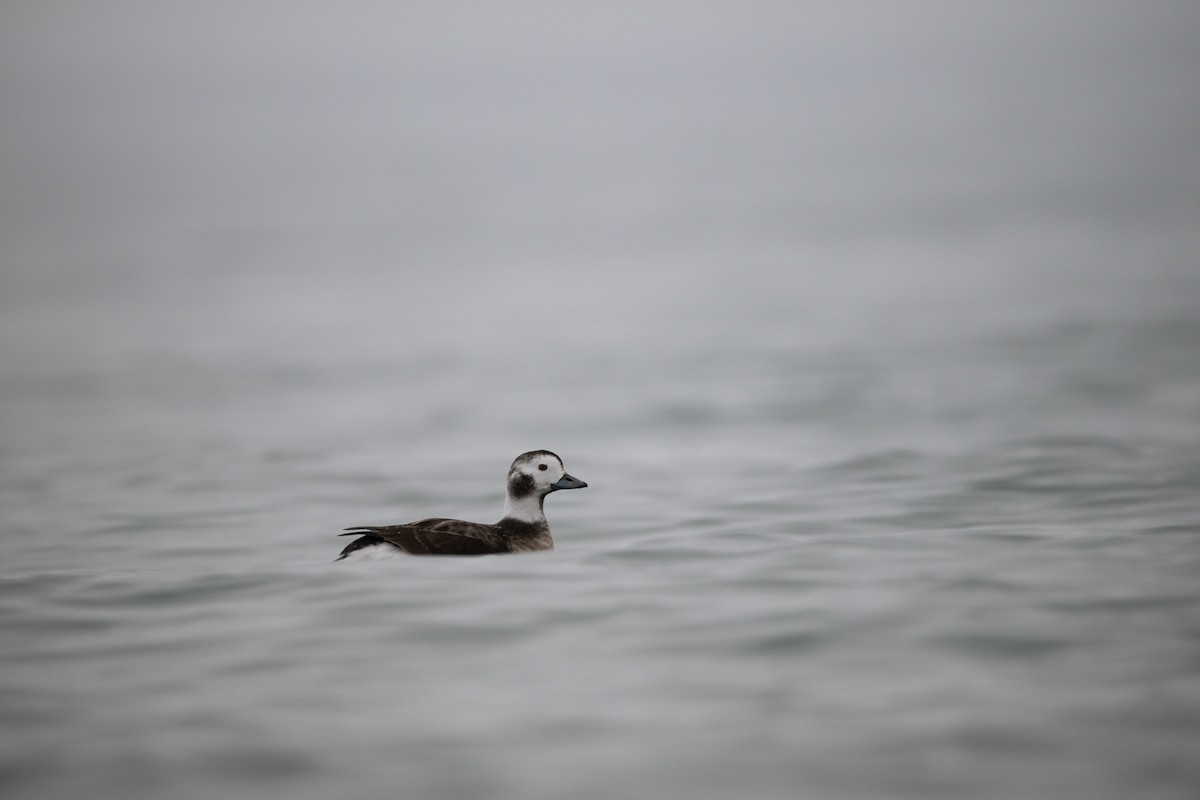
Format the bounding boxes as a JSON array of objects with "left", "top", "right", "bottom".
[{"left": 3, "top": 4, "right": 1200, "bottom": 799}]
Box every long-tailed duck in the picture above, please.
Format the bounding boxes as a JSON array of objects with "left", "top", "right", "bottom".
[{"left": 337, "top": 450, "right": 587, "bottom": 558}]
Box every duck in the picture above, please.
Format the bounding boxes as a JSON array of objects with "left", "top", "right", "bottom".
[{"left": 337, "top": 450, "right": 587, "bottom": 558}]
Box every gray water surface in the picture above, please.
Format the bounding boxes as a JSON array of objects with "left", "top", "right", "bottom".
[{"left": 3, "top": 4, "right": 1200, "bottom": 799}]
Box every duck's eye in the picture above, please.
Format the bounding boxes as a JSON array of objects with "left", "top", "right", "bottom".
[{"left": 538, "top": 464, "right": 548, "bottom": 471}]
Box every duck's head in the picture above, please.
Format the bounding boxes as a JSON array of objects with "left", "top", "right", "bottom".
[{"left": 507, "top": 450, "right": 587, "bottom": 501}]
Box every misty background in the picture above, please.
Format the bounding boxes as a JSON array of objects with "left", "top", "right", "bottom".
[
  {"left": 4, "top": 2, "right": 1197, "bottom": 371},
  {"left": 2, "top": 3, "right": 1199, "bottom": 800}
]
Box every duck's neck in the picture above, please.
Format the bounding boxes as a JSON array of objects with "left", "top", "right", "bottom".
[{"left": 500, "top": 492, "right": 547, "bottom": 525}]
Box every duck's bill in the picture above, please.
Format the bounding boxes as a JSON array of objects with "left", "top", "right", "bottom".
[{"left": 552, "top": 473, "right": 588, "bottom": 490}]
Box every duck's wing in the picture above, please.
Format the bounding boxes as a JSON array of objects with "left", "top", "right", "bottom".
[{"left": 338, "top": 519, "right": 509, "bottom": 557}]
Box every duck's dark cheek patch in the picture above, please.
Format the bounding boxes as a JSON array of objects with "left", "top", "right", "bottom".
[{"left": 509, "top": 473, "right": 536, "bottom": 499}]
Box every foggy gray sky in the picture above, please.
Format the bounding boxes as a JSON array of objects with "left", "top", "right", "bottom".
[
  {"left": 3, "top": 2, "right": 1197, "bottom": 256},
  {"left": 1, "top": 2, "right": 1198, "bottom": 374}
]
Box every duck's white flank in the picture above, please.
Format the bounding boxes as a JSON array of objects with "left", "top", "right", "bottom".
[{"left": 341, "top": 541, "right": 403, "bottom": 561}]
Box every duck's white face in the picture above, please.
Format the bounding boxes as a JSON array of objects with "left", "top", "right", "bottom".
[
  {"left": 506, "top": 450, "right": 588, "bottom": 500},
  {"left": 501, "top": 450, "right": 587, "bottom": 523}
]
